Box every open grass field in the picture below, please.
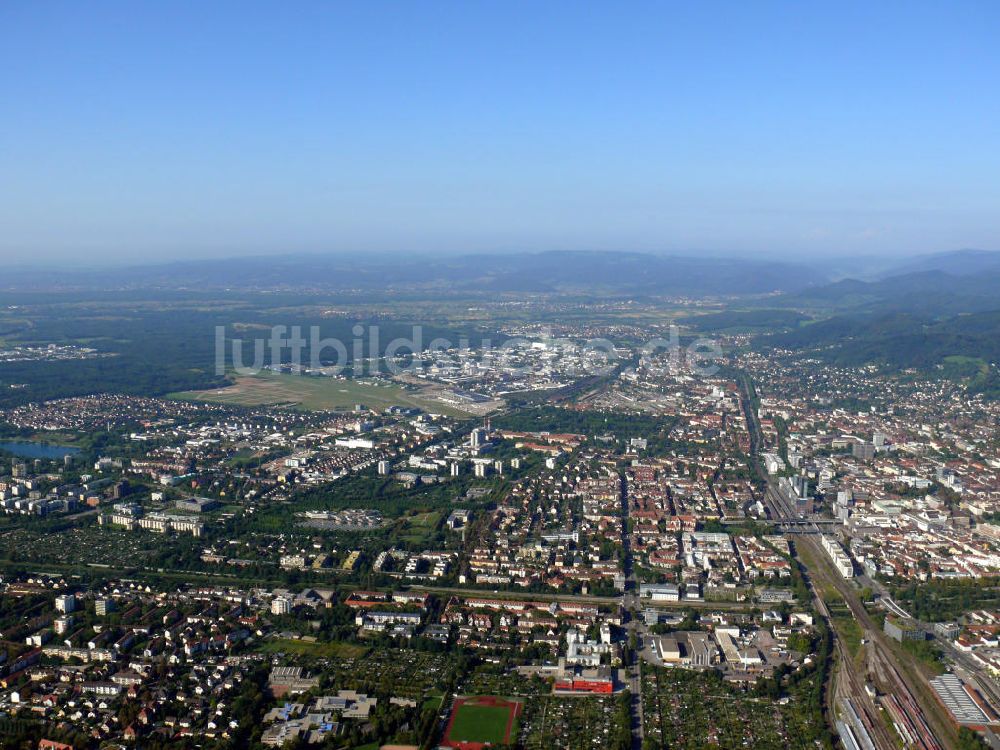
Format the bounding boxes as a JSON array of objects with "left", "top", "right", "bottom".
[
  {"left": 397, "top": 510, "right": 444, "bottom": 545},
  {"left": 170, "top": 370, "right": 471, "bottom": 415},
  {"left": 443, "top": 696, "right": 522, "bottom": 749},
  {"left": 256, "top": 637, "right": 369, "bottom": 660}
]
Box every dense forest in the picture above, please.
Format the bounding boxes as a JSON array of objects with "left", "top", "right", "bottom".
[{"left": 677, "top": 309, "right": 811, "bottom": 333}]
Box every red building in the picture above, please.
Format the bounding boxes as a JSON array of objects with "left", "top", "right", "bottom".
[{"left": 553, "top": 675, "right": 614, "bottom": 694}]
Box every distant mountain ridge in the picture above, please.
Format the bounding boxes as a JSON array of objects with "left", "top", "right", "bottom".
[
  {"left": 6, "top": 248, "right": 998, "bottom": 301},
  {"left": 773, "top": 266, "right": 1000, "bottom": 317},
  {"left": 1, "top": 250, "right": 828, "bottom": 297},
  {"left": 760, "top": 259, "right": 1000, "bottom": 397},
  {"left": 874, "top": 249, "right": 1000, "bottom": 278}
]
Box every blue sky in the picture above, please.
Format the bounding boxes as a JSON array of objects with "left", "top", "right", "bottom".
[{"left": 2, "top": 1, "right": 998, "bottom": 263}]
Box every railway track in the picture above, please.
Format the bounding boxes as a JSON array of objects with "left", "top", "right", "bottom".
[
  {"left": 740, "top": 371, "right": 954, "bottom": 749},
  {"left": 805, "top": 540, "right": 902, "bottom": 750},
  {"left": 798, "top": 533, "right": 950, "bottom": 750}
]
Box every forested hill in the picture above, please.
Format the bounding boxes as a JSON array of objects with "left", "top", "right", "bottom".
[
  {"left": 750, "top": 253, "right": 1000, "bottom": 398},
  {"left": 761, "top": 310, "right": 1000, "bottom": 398},
  {"left": 774, "top": 268, "right": 1000, "bottom": 317}
]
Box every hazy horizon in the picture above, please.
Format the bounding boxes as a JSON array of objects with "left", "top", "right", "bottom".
[
  {"left": 5, "top": 246, "right": 999, "bottom": 274},
  {"left": 5, "top": 248, "right": 1000, "bottom": 281},
  {"left": 3, "top": 1, "right": 999, "bottom": 263}
]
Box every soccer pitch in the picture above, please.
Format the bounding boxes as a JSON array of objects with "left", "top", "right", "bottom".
[{"left": 444, "top": 696, "right": 522, "bottom": 747}]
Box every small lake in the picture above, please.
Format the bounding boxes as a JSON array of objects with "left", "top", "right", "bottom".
[{"left": 0, "top": 441, "right": 82, "bottom": 460}]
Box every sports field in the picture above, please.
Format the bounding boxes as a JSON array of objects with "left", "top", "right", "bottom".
[
  {"left": 171, "top": 370, "right": 469, "bottom": 415},
  {"left": 443, "top": 695, "right": 522, "bottom": 749}
]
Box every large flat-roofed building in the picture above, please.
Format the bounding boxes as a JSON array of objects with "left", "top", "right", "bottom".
[
  {"left": 715, "top": 628, "right": 763, "bottom": 670},
  {"left": 884, "top": 616, "right": 924, "bottom": 642},
  {"left": 762, "top": 453, "right": 785, "bottom": 475},
  {"left": 639, "top": 583, "right": 680, "bottom": 601},
  {"left": 821, "top": 535, "right": 855, "bottom": 578},
  {"left": 654, "top": 632, "right": 716, "bottom": 667},
  {"left": 553, "top": 665, "right": 614, "bottom": 694},
  {"left": 268, "top": 666, "right": 320, "bottom": 696},
  {"left": 657, "top": 635, "right": 681, "bottom": 663},
  {"left": 174, "top": 496, "right": 219, "bottom": 513},
  {"left": 930, "top": 673, "right": 995, "bottom": 727},
  {"left": 101, "top": 508, "right": 203, "bottom": 536},
  {"left": 758, "top": 588, "right": 796, "bottom": 603}
]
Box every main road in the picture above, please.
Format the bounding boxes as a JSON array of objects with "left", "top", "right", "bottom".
[{"left": 618, "top": 468, "right": 646, "bottom": 750}]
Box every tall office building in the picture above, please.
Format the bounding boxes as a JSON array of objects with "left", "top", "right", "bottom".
[{"left": 853, "top": 440, "right": 875, "bottom": 462}]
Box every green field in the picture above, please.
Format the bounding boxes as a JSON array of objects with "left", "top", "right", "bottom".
[
  {"left": 447, "top": 697, "right": 519, "bottom": 745},
  {"left": 400, "top": 510, "right": 443, "bottom": 543},
  {"left": 170, "top": 370, "right": 470, "bottom": 415},
  {"left": 256, "top": 637, "right": 369, "bottom": 659}
]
